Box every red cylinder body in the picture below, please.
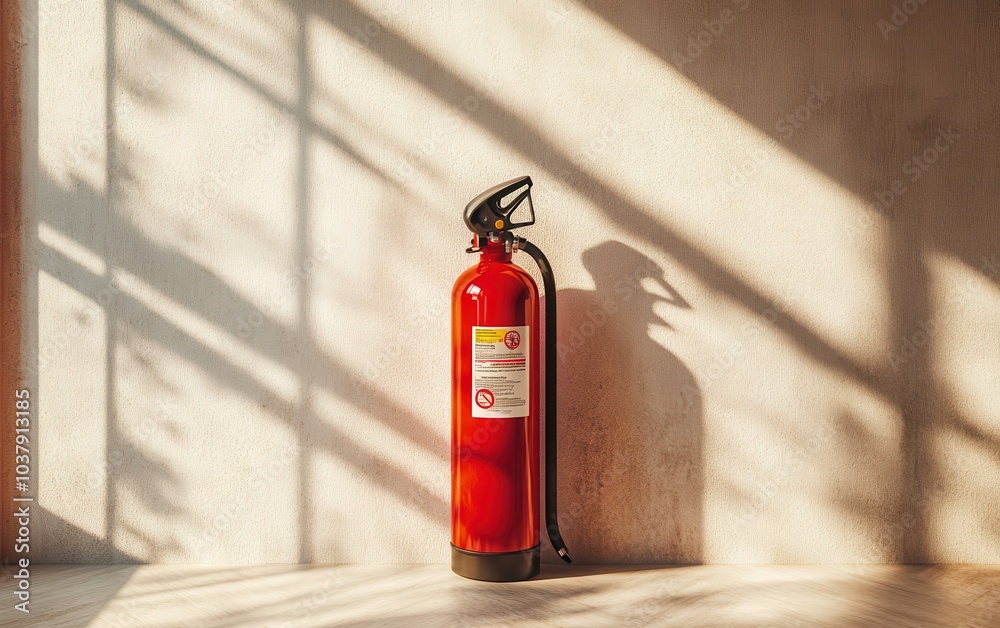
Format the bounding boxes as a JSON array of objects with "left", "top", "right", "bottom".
[{"left": 451, "top": 239, "right": 539, "bottom": 554}]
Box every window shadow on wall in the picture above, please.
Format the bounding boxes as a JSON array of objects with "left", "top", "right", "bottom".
[
  {"left": 586, "top": 0, "right": 1000, "bottom": 569},
  {"left": 34, "top": 0, "right": 453, "bottom": 568}
]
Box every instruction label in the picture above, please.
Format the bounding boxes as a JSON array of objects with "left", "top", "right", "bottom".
[{"left": 472, "top": 326, "right": 530, "bottom": 418}]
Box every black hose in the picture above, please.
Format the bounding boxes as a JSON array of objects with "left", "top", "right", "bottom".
[{"left": 520, "top": 239, "right": 572, "bottom": 563}]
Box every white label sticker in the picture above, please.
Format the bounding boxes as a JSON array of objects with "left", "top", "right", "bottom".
[{"left": 471, "top": 326, "right": 530, "bottom": 418}]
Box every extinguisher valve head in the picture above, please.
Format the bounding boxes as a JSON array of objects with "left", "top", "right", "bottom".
[{"left": 464, "top": 176, "right": 535, "bottom": 236}]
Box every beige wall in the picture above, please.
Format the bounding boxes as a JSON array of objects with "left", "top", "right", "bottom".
[{"left": 24, "top": 0, "right": 1000, "bottom": 564}]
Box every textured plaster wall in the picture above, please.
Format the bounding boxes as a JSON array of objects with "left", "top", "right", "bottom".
[{"left": 25, "top": 0, "right": 1000, "bottom": 564}]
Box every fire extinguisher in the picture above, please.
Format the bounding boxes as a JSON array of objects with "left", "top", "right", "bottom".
[{"left": 451, "top": 176, "right": 572, "bottom": 581}]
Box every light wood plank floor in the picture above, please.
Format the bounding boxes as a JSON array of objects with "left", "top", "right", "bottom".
[{"left": 5, "top": 564, "right": 1000, "bottom": 627}]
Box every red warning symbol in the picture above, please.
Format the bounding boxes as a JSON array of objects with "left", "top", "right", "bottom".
[
  {"left": 504, "top": 330, "right": 521, "bottom": 350},
  {"left": 475, "top": 388, "right": 495, "bottom": 409}
]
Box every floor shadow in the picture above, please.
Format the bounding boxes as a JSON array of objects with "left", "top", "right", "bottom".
[
  {"left": 531, "top": 562, "right": 690, "bottom": 581},
  {"left": 3, "top": 506, "right": 140, "bottom": 626},
  {"left": 553, "top": 241, "right": 701, "bottom": 563}
]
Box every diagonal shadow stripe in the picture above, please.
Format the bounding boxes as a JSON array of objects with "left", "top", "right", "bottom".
[
  {"left": 125, "top": 0, "right": 400, "bottom": 186},
  {"left": 38, "top": 172, "right": 446, "bottom": 456},
  {"left": 307, "top": 0, "right": 890, "bottom": 400},
  {"left": 38, "top": 238, "right": 448, "bottom": 524}
]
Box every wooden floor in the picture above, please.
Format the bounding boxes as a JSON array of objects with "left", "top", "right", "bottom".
[{"left": 7, "top": 563, "right": 1000, "bottom": 627}]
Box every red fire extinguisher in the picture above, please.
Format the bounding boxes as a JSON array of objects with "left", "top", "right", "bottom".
[{"left": 451, "top": 176, "right": 572, "bottom": 581}]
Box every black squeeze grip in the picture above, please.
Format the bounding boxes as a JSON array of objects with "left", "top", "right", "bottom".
[{"left": 464, "top": 176, "right": 535, "bottom": 236}]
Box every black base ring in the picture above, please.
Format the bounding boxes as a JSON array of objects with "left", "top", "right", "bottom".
[{"left": 451, "top": 544, "right": 540, "bottom": 582}]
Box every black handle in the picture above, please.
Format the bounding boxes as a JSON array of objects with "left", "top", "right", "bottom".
[
  {"left": 464, "top": 176, "right": 535, "bottom": 236},
  {"left": 520, "top": 239, "right": 572, "bottom": 564}
]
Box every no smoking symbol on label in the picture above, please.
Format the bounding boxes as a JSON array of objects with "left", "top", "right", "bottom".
[
  {"left": 475, "top": 389, "right": 495, "bottom": 409},
  {"left": 504, "top": 330, "right": 520, "bottom": 349}
]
